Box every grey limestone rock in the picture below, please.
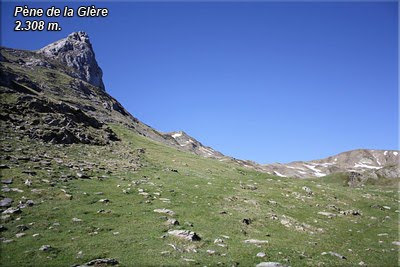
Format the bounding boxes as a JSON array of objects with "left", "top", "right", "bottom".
[{"left": 38, "top": 31, "right": 105, "bottom": 90}]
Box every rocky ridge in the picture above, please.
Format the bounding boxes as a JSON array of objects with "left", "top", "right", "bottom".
[
  {"left": 261, "top": 149, "right": 400, "bottom": 180},
  {"left": 38, "top": 31, "right": 105, "bottom": 90}
]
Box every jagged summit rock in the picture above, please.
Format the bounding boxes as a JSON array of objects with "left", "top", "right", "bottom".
[{"left": 37, "top": 31, "right": 105, "bottom": 90}]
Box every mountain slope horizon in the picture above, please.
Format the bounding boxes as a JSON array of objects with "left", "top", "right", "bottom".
[{"left": 2, "top": 31, "right": 397, "bottom": 180}]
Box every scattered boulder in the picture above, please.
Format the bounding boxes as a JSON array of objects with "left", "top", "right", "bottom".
[
  {"left": 2, "top": 207, "right": 21, "bottom": 214},
  {"left": 0, "top": 198, "right": 13, "bottom": 208},
  {"left": 168, "top": 230, "right": 201, "bottom": 241},
  {"left": 256, "top": 262, "right": 286, "bottom": 267},
  {"left": 302, "top": 186, "right": 312, "bottom": 195},
  {"left": 242, "top": 218, "right": 252, "bottom": 225},
  {"left": 1, "top": 179, "right": 13, "bottom": 184},
  {"left": 76, "top": 172, "right": 90, "bottom": 179},
  {"left": 317, "top": 212, "right": 336, "bottom": 218},
  {"left": 153, "top": 208, "right": 175, "bottom": 216},
  {"left": 16, "top": 233, "right": 26, "bottom": 238},
  {"left": 340, "top": 210, "right": 362, "bottom": 216},
  {"left": 257, "top": 252, "right": 266, "bottom": 258},
  {"left": 207, "top": 249, "right": 216, "bottom": 255},
  {"left": 244, "top": 239, "right": 269, "bottom": 245},
  {"left": 39, "top": 245, "right": 52, "bottom": 251},
  {"left": 321, "top": 251, "right": 346, "bottom": 259},
  {"left": 166, "top": 218, "right": 179, "bottom": 226},
  {"left": 17, "top": 224, "right": 28, "bottom": 231},
  {"left": 85, "top": 258, "right": 119, "bottom": 266}
]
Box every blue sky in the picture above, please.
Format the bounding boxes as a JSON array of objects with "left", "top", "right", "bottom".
[{"left": 1, "top": 2, "right": 398, "bottom": 163}]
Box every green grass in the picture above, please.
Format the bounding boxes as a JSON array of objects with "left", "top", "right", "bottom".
[{"left": 0, "top": 124, "right": 399, "bottom": 266}]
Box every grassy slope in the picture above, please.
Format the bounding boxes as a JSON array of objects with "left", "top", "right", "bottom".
[{"left": 1, "top": 125, "right": 399, "bottom": 266}]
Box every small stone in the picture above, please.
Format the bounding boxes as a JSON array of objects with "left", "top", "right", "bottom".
[
  {"left": 76, "top": 251, "right": 83, "bottom": 259},
  {"left": 98, "top": 199, "right": 110, "bottom": 203},
  {"left": 39, "top": 245, "right": 51, "bottom": 251},
  {"left": 168, "top": 230, "right": 201, "bottom": 241},
  {"left": 153, "top": 208, "right": 175, "bottom": 215},
  {"left": 11, "top": 188, "right": 23, "bottom": 193},
  {"left": 257, "top": 252, "right": 266, "bottom": 258},
  {"left": 321, "top": 251, "right": 346, "bottom": 259},
  {"left": 242, "top": 218, "right": 252, "bottom": 225},
  {"left": 318, "top": 212, "right": 336, "bottom": 218},
  {"left": 1, "top": 179, "right": 13, "bottom": 184},
  {"left": 72, "top": 217, "right": 82, "bottom": 222},
  {"left": 207, "top": 249, "right": 216, "bottom": 255},
  {"left": 2, "top": 207, "right": 21, "bottom": 214},
  {"left": 76, "top": 172, "right": 89, "bottom": 179},
  {"left": 26, "top": 200, "right": 35, "bottom": 206},
  {"left": 244, "top": 239, "right": 269, "bottom": 245},
  {"left": 166, "top": 218, "right": 179, "bottom": 226},
  {"left": 256, "top": 262, "right": 286, "bottom": 267},
  {"left": 16, "top": 233, "right": 26, "bottom": 238},
  {"left": 84, "top": 258, "right": 118, "bottom": 265},
  {"left": 0, "top": 198, "right": 13, "bottom": 208},
  {"left": 17, "top": 224, "right": 28, "bottom": 231},
  {"left": 302, "top": 186, "right": 313, "bottom": 195}
]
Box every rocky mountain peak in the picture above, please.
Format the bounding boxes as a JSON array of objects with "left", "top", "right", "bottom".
[{"left": 37, "top": 31, "right": 105, "bottom": 90}]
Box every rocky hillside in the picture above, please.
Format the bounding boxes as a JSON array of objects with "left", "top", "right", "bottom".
[{"left": 1, "top": 32, "right": 190, "bottom": 150}]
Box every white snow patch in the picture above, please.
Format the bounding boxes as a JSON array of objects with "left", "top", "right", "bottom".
[
  {"left": 171, "top": 133, "right": 182, "bottom": 138},
  {"left": 384, "top": 151, "right": 388, "bottom": 156},
  {"left": 354, "top": 163, "right": 381, "bottom": 169},
  {"left": 314, "top": 172, "right": 326, "bottom": 177},
  {"left": 304, "top": 164, "right": 326, "bottom": 177},
  {"left": 274, "top": 171, "right": 287, "bottom": 177},
  {"left": 394, "top": 152, "right": 398, "bottom": 156}
]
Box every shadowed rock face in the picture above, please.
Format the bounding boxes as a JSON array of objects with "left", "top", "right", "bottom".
[{"left": 38, "top": 31, "right": 105, "bottom": 90}]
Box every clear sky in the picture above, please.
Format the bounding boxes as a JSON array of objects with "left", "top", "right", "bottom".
[{"left": 1, "top": 1, "right": 398, "bottom": 163}]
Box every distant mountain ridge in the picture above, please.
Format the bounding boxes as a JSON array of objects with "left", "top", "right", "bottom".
[
  {"left": 261, "top": 149, "right": 399, "bottom": 179},
  {"left": 1, "top": 31, "right": 398, "bottom": 180}
]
